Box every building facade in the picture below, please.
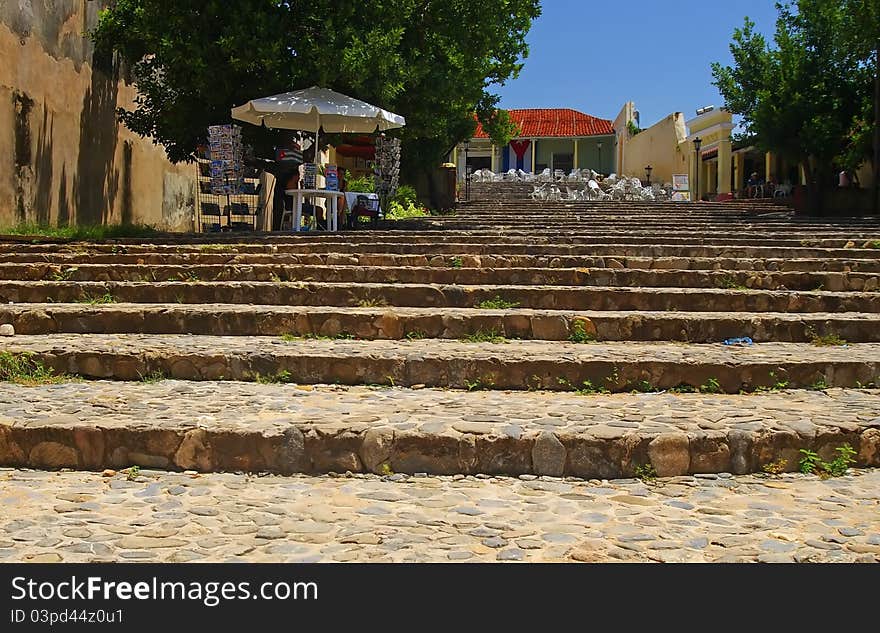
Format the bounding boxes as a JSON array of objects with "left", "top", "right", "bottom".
[{"left": 452, "top": 108, "right": 616, "bottom": 178}]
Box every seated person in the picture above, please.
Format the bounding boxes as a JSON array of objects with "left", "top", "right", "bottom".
[{"left": 746, "top": 172, "right": 762, "bottom": 198}]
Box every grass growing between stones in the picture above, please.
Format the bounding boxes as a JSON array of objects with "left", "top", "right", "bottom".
[
  {"left": 717, "top": 276, "right": 748, "bottom": 291},
  {"left": 465, "top": 377, "right": 495, "bottom": 391},
  {"left": 172, "top": 271, "right": 202, "bottom": 282},
  {"left": 568, "top": 320, "right": 596, "bottom": 343},
  {"left": 798, "top": 445, "right": 857, "bottom": 478},
  {"left": 476, "top": 296, "right": 521, "bottom": 310},
  {"left": 754, "top": 371, "right": 790, "bottom": 393},
  {"left": 762, "top": 458, "right": 789, "bottom": 475},
  {"left": 77, "top": 292, "right": 117, "bottom": 305},
  {"left": 557, "top": 377, "right": 611, "bottom": 395},
  {"left": 809, "top": 332, "right": 848, "bottom": 347},
  {"left": 138, "top": 370, "right": 168, "bottom": 384},
  {"left": 634, "top": 463, "right": 658, "bottom": 483},
  {"left": 254, "top": 370, "right": 294, "bottom": 384},
  {"left": 198, "top": 243, "right": 241, "bottom": 252},
  {"left": 0, "top": 352, "right": 70, "bottom": 386},
  {"left": 0, "top": 223, "right": 160, "bottom": 241},
  {"left": 460, "top": 330, "right": 508, "bottom": 344},
  {"left": 47, "top": 267, "right": 79, "bottom": 281},
  {"left": 356, "top": 297, "right": 389, "bottom": 308},
  {"left": 281, "top": 332, "right": 356, "bottom": 342},
  {"left": 449, "top": 256, "right": 464, "bottom": 269}
]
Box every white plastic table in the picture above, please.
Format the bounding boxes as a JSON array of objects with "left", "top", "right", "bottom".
[{"left": 284, "top": 189, "right": 345, "bottom": 232}]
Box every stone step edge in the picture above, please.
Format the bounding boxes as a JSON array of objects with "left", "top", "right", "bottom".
[
  {"left": 14, "top": 349, "right": 880, "bottom": 393},
  {"left": 2, "top": 420, "right": 876, "bottom": 478},
  {"left": 3, "top": 305, "right": 880, "bottom": 343}
]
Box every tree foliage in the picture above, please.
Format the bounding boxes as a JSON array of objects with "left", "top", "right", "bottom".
[
  {"left": 711, "top": 0, "right": 877, "bottom": 183},
  {"left": 91, "top": 0, "right": 540, "bottom": 177}
]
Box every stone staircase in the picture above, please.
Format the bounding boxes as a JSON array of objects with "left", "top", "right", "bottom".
[{"left": 0, "top": 193, "right": 879, "bottom": 479}]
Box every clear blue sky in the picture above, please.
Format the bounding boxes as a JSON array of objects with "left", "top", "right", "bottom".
[{"left": 494, "top": 0, "right": 780, "bottom": 127}]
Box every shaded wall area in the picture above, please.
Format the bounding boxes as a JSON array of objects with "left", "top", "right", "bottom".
[{"left": 0, "top": 1, "right": 194, "bottom": 230}]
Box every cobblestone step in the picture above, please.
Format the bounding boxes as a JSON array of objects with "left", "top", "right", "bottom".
[
  {"left": 0, "top": 382, "right": 877, "bottom": 478},
  {"left": 1, "top": 243, "right": 877, "bottom": 260},
  {"left": 3, "top": 304, "right": 879, "bottom": 343},
  {"left": 3, "top": 334, "right": 878, "bottom": 392},
  {"left": 2, "top": 467, "right": 878, "bottom": 562},
  {"left": 1, "top": 254, "right": 876, "bottom": 272},
  {"left": 1, "top": 280, "right": 876, "bottom": 313},
  {"left": 0, "top": 263, "right": 875, "bottom": 291}
]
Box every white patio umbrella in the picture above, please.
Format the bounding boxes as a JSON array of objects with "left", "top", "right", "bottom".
[{"left": 231, "top": 86, "right": 405, "bottom": 156}]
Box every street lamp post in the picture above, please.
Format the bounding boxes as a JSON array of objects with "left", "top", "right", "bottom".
[
  {"left": 645, "top": 165, "right": 653, "bottom": 186},
  {"left": 693, "top": 137, "right": 702, "bottom": 202}
]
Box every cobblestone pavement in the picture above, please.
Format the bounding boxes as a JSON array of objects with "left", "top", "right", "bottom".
[
  {"left": 1, "top": 468, "right": 878, "bottom": 563},
  {"left": 2, "top": 381, "right": 879, "bottom": 439},
  {"left": 6, "top": 334, "right": 880, "bottom": 364}
]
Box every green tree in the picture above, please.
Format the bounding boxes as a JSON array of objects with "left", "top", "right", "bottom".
[
  {"left": 711, "top": 0, "right": 876, "bottom": 212},
  {"left": 91, "top": 0, "right": 539, "bottom": 182}
]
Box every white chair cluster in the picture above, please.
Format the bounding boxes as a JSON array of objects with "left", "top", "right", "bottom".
[{"left": 469, "top": 168, "right": 673, "bottom": 202}]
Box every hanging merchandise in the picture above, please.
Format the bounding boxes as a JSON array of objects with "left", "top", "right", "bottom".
[
  {"left": 208, "top": 124, "right": 245, "bottom": 195},
  {"left": 374, "top": 135, "right": 401, "bottom": 197}
]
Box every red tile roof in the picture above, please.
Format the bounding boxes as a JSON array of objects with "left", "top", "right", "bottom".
[{"left": 473, "top": 108, "right": 614, "bottom": 139}]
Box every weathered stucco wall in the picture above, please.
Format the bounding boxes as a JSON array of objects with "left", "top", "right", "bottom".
[
  {"left": 622, "top": 113, "right": 689, "bottom": 186},
  {"left": 0, "top": 1, "right": 194, "bottom": 229}
]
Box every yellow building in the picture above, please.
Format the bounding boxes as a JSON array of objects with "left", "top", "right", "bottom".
[
  {"left": 685, "top": 107, "right": 735, "bottom": 199},
  {"left": 613, "top": 103, "right": 688, "bottom": 186}
]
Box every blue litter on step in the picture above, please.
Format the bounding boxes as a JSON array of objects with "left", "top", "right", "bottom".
[{"left": 723, "top": 337, "right": 753, "bottom": 346}]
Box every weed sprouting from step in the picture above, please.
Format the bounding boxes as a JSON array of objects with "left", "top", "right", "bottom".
[
  {"left": 808, "top": 376, "right": 830, "bottom": 391},
  {"left": 634, "top": 463, "right": 658, "bottom": 483},
  {"left": 755, "top": 370, "right": 790, "bottom": 393},
  {"left": 268, "top": 273, "right": 282, "bottom": 283},
  {"left": 0, "top": 352, "right": 69, "bottom": 386},
  {"left": 255, "top": 370, "right": 293, "bottom": 384},
  {"left": 125, "top": 465, "right": 141, "bottom": 481},
  {"left": 699, "top": 378, "right": 722, "bottom": 394},
  {"left": 717, "top": 276, "right": 748, "bottom": 291},
  {"left": 405, "top": 331, "right": 426, "bottom": 341},
  {"left": 865, "top": 240, "right": 880, "bottom": 249},
  {"left": 762, "top": 458, "right": 788, "bottom": 475},
  {"left": 138, "top": 370, "right": 167, "bottom": 384},
  {"left": 78, "top": 292, "right": 117, "bottom": 305},
  {"left": 48, "top": 267, "right": 79, "bottom": 281},
  {"left": 799, "top": 445, "right": 857, "bottom": 478},
  {"left": 460, "top": 330, "right": 508, "bottom": 344},
  {"left": 281, "top": 332, "right": 356, "bottom": 342},
  {"left": 476, "top": 296, "right": 520, "bottom": 310},
  {"left": 198, "top": 243, "right": 239, "bottom": 252},
  {"left": 575, "top": 380, "right": 610, "bottom": 396},
  {"left": 172, "top": 271, "right": 201, "bottom": 282},
  {"left": 808, "top": 331, "right": 847, "bottom": 347},
  {"left": 449, "top": 257, "right": 464, "bottom": 269},
  {"left": 356, "top": 297, "right": 389, "bottom": 308},
  {"left": 378, "top": 463, "right": 393, "bottom": 476},
  {"left": 668, "top": 384, "right": 697, "bottom": 394},
  {"left": 465, "top": 377, "right": 494, "bottom": 391},
  {"left": 568, "top": 320, "right": 596, "bottom": 343},
  {"left": 629, "top": 380, "right": 660, "bottom": 394}
]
